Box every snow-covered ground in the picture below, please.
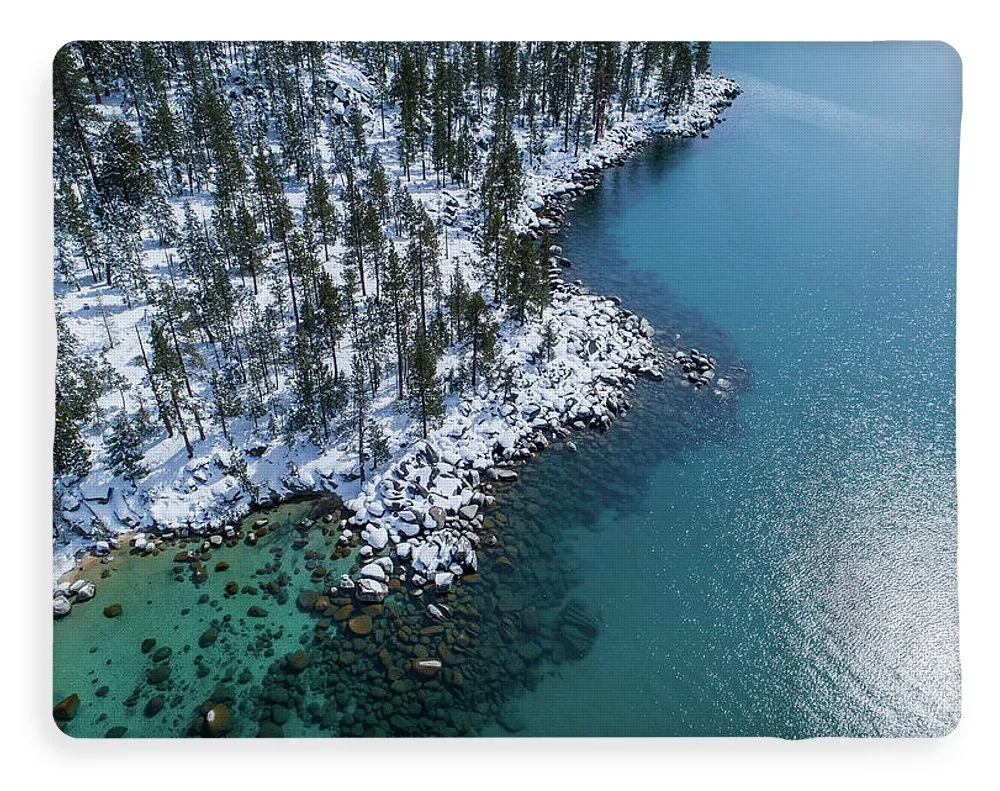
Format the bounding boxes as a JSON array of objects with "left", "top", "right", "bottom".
[{"left": 52, "top": 53, "right": 740, "bottom": 586}]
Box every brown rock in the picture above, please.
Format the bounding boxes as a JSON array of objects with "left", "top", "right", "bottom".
[
  {"left": 285, "top": 650, "right": 311, "bottom": 672},
  {"left": 103, "top": 603, "right": 122, "bottom": 618},
  {"left": 297, "top": 589, "right": 318, "bottom": 610},
  {"left": 410, "top": 658, "right": 442, "bottom": 677},
  {"left": 333, "top": 604, "right": 354, "bottom": 622},
  {"left": 214, "top": 561, "right": 230, "bottom": 572},
  {"left": 225, "top": 580, "right": 239, "bottom": 595},
  {"left": 348, "top": 614, "right": 373, "bottom": 636},
  {"left": 53, "top": 693, "right": 79, "bottom": 721},
  {"left": 313, "top": 595, "right": 331, "bottom": 612},
  {"left": 203, "top": 703, "right": 231, "bottom": 736}
]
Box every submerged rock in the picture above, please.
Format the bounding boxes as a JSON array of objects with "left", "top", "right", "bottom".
[
  {"left": 143, "top": 695, "right": 164, "bottom": 717},
  {"left": 103, "top": 603, "right": 122, "bottom": 618},
  {"left": 348, "top": 614, "right": 373, "bottom": 636},
  {"left": 285, "top": 650, "right": 311, "bottom": 672},
  {"left": 53, "top": 693, "right": 79, "bottom": 721},
  {"left": 198, "top": 627, "right": 219, "bottom": 648},
  {"left": 410, "top": 658, "right": 443, "bottom": 677},
  {"left": 203, "top": 703, "right": 232, "bottom": 736}
]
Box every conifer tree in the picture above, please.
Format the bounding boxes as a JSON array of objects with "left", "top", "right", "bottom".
[
  {"left": 53, "top": 45, "right": 101, "bottom": 189},
  {"left": 383, "top": 245, "right": 412, "bottom": 399},
  {"left": 367, "top": 420, "right": 391, "bottom": 470},
  {"left": 305, "top": 167, "right": 339, "bottom": 260},
  {"left": 350, "top": 353, "right": 368, "bottom": 482},
  {"left": 407, "top": 330, "right": 444, "bottom": 439},
  {"left": 106, "top": 412, "right": 148, "bottom": 485},
  {"left": 694, "top": 42, "right": 712, "bottom": 75}
]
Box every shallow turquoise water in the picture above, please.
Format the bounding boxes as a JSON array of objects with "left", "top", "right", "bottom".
[{"left": 489, "top": 42, "right": 961, "bottom": 737}]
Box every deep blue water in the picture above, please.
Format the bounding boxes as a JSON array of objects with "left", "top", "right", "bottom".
[{"left": 494, "top": 42, "right": 961, "bottom": 737}]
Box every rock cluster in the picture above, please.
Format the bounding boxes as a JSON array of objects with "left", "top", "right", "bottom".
[
  {"left": 52, "top": 578, "right": 97, "bottom": 619},
  {"left": 672, "top": 348, "right": 718, "bottom": 388}
]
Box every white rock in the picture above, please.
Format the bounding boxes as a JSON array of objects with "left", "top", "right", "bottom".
[
  {"left": 458, "top": 504, "right": 479, "bottom": 521},
  {"left": 53, "top": 596, "right": 71, "bottom": 618},
  {"left": 434, "top": 572, "right": 455, "bottom": 592},
  {"left": 360, "top": 563, "right": 387, "bottom": 582},
  {"left": 365, "top": 524, "right": 389, "bottom": 550},
  {"left": 355, "top": 578, "right": 389, "bottom": 603},
  {"left": 74, "top": 581, "right": 96, "bottom": 602}
]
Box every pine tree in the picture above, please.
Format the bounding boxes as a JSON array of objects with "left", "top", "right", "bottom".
[
  {"left": 106, "top": 412, "right": 148, "bottom": 485},
  {"left": 383, "top": 244, "right": 412, "bottom": 399},
  {"left": 53, "top": 44, "right": 101, "bottom": 189},
  {"left": 350, "top": 353, "right": 368, "bottom": 482},
  {"left": 407, "top": 330, "right": 444, "bottom": 439},
  {"left": 54, "top": 404, "right": 91, "bottom": 478},
  {"left": 464, "top": 291, "right": 496, "bottom": 389},
  {"left": 694, "top": 42, "right": 712, "bottom": 75},
  {"left": 305, "top": 167, "right": 339, "bottom": 260},
  {"left": 367, "top": 148, "right": 391, "bottom": 223},
  {"left": 367, "top": 420, "right": 391, "bottom": 471},
  {"left": 540, "top": 320, "right": 558, "bottom": 363}
]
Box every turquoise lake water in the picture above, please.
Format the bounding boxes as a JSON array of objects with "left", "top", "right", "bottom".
[
  {"left": 487, "top": 42, "right": 961, "bottom": 737},
  {"left": 53, "top": 43, "right": 961, "bottom": 739}
]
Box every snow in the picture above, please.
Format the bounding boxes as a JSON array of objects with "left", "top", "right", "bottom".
[{"left": 51, "top": 47, "right": 739, "bottom": 582}]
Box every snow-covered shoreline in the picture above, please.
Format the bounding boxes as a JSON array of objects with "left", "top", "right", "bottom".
[{"left": 53, "top": 72, "right": 741, "bottom": 589}]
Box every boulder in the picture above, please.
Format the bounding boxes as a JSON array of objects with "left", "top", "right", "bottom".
[
  {"left": 458, "top": 504, "right": 479, "bottom": 521},
  {"left": 410, "top": 659, "right": 442, "bottom": 677},
  {"left": 297, "top": 589, "right": 319, "bottom": 610},
  {"left": 147, "top": 664, "right": 171, "bottom": 684},
  {"left": 53, "top": 693, "right": 79, "bottom": 721},
  {"left": 285, "top": 650, "right": 311, "bottom": 672},
  {"left": 198, "top": 627, "right": 219, "bottom": 648},
  {"left": 360, "top": 563, "right": 387, "bottom": 582},
  {"left": 103, "top": 603, "right": 122, "bottom": 618},
  {"left": 53, "top": 596, "right": 71, "bottom": 618},
  {"left": 434, "top": 571, "right": 455, "bottom": 593},
  {"left": 355, "top": 578, "right": 388, "bottom": 603},
  {"left": 203, "top": 703, "right": 232, "bottom": 736},
  {"left": 348, "top": 614, "right": 373, "bottom": 636},
  {"left": 364, "top": 524, "right": 389, "bottom": 550}
]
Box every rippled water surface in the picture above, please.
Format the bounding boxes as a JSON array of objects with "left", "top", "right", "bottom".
[
  {"left": 491, "top": 41, "right": 961, "bottom": 737},
  {"left": 53, "top": 42, "right": 960, "bottom": 738}
]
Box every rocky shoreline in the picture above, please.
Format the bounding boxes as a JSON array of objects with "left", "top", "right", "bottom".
[{"left": 54, "top": 75, "right": 743, "bottom": 618}]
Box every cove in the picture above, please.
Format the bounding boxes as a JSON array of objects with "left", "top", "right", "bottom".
[{"left": 485, "top": 41, "right": 961, "bottom": 737}]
